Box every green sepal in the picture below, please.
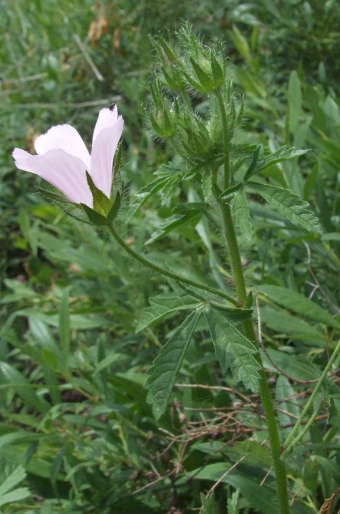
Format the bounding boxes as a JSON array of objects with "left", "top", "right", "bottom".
[
  {"left": 154, "top": 35, "right": 178, "bottom": 64},
  {"left": 81, "top": 203, "right": 107, "bottom": 226},
  {"left": 113, "top": 141, "right": 122, "bottom": 181},
  {"left": 190, "top": 58, "right": 214, "bottom": 91},
  {"left": 86, "top": 171, "right": 111, "bottom": 217},
  {"left": 210, "top": 53, "right": 224, "bottom": 87},
  {"left": 107, "top": 191, "right": 121, "bottom": 224}
]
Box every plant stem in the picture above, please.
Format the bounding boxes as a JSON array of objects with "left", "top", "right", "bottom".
[
  {"left": 216, "top": 89, "right": 290, "bottom": 514},
  {"left": 283, "top": 338, "right": 340, "bottom": 454},
  {"left": 106, "top": 223, "right": 238, "bottom": 306},
  {"left": 215, "top": 89, "right": 230, "bottom": 190}
]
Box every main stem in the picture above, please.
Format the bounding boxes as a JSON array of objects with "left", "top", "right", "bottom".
[{"left": 216, "top": 90, "right": 290, "bottom": 513}]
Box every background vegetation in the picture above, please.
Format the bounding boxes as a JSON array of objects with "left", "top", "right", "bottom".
[{"left": 0, "top": 0, "right": 339, "bottom": 513}]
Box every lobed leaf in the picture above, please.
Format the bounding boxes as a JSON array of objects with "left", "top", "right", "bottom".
[
  {"left": 145, "top": 308, "right": 203, "bottom": 419},
  {"left": 136, "top": 292, "right": 203, "bottom": 332},
  {"left": 232, "top": 189, "right": 252, "bottom": 241},
  {"left": 245, "top": 146, "right": 309, "bottom": 180},
  {"left": 247, "top": 182, "right": 322, "bottom": 233},
  {"left": 206, "top": 311, "right": 261, "bottom": 392},
  {"left": 145, "top": 211, "right": 201, "bottom": 245}
]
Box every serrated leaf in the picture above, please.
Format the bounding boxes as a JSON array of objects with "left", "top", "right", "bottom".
[
  {"left": 246, "top": 146, "right": 309, "bottom": 179},
  {"left": 232, "top": 189, "right": 252, "bottom": 241},
  {"left": 247, "top": 182, "right": 322, "bottom": 233},
  {"left": 0, "top": 465, "right": 26, "bottom": 497},
  {"left": 136, "top": 293, "right": 202, "bottom": 332},
  {"left": 206, "top": 311, "right": 261, "bottom": 392},
  {"left": 227, "top": 489, "right": 240, "bottom": 514},
  {"left": 218, "top": 183, "right": 243, "bottom": 201},
  {"left": 256, "top": 285, "right": 340, "bottom": 330},
  {"left": 146, "top": 308, "right": 203, "bottom": 419},
  {"left": 0, "top": 487, "right": 31, "bottom": 507},
  {"left": 126, "top": 176, "right": 173, "bottom": 223},
  {"left": 145, "top": 212, "right": 200, "bottom": 245},
  {"left": 199, "top": 493, "right": 216, "bottom": 514},
  {"left": 202, "top": 169, "right": 212, "bottom": 201}
]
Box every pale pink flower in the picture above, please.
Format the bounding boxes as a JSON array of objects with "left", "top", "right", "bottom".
[{"left": 12, "top": 106, "right": 124, "bottom": 208}]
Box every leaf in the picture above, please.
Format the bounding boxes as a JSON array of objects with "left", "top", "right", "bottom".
[
  {"left": 0, "top": 487, "right": 31, "bottom": 507},
  {"left": 125, "top": 176, "right": 173, "bottom": 223},
  {"left": 287, "top": 71, "right": 302, "bottom": 135},
  {"left": 145, "top": 212, "right": 200, "bottom": 245},
  {"left": 276, "top": 376, "right": 301, "bottom": 437},
  {"left": 145, "top": 308, "right": 203, "bottom": 419},
  {"left": 232, "top": 189, "right": 252, "bottom": 241},
  {"left": 199, "top": 493, "right": 217, "bottom": 514},
  {"left": 256, "top": 285, "right": 340, "bottom": 330},
  {"left": 206, "top": 311, "right": 261, "bottom": 392},
  {"left": 190, "top": 464, "right": 279, "bottom": 514},
  {"left": 247, "top": 182, "right": 322, "bottom": 233},
  {"left": 0, "top": 362, "right": 48, "bottom": 413},
  {"left": 265, "top": 349, "right": 321, "bottom": 381},
  {"left": 245, "top": 146, "right": 309, "bottom": 180},
  {"left": 260, "top": 306, "right": 325, "bottom": 343},
  {"left": 0, "top": 465, "right": 30, "bottom": 508},
  {"left": 202, "top": 169, "right": 213, "bottom": 201},
  {"left": 227, "top": 489, "right": 240, "bottom": 514},
  {"left": 136, "top": 293, "right": 202, "bottom": 332},
  {"left": 59, "top": 288, "right": 70, "bottom": 374},
  {"left": 50, "top": 447, "right": 66, "bottom": 496}
]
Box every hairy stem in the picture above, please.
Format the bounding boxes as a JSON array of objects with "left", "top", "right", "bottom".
[
  {"left": 215, "top": 88, "right": 290, "bottom": 513},
  {"left": 215, "top": 89, "right": 230, "bottom": 190},
  {"left": 106, "top": 223, "right": 238, "bottom": 306}
]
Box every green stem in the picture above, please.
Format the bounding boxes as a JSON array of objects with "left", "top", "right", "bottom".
[
  {"left": 283, "top": 339, "right": 340, "bottom": 454},
  {"left": 215, "top": 89, "right": 290, "bottom": 513},
  {"left": 215, "top": 89, "right": 230, "bottom": 190},
  {"left": 106, "top": 223, "right": 238, "bottom": 306},
  {"left": 219, "top": 202, "right": 247, "bottom": 304}
]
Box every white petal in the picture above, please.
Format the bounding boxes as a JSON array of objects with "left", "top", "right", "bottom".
[
  {"left": 34, "top": 125, "right": 91, "bottom": 170},
  {"left": 92, "top": 106, "right": 119, "bottom": 146},
  {"left": 13, "top": 148, "right": 93, "bottom": 207},
  {"left": 90, "top": 116, "right": 124, "bottom": 197}
]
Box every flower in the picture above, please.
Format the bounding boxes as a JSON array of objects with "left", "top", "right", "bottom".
[{"left": 12, "top": 105, "right": 124, "bottom": 208}]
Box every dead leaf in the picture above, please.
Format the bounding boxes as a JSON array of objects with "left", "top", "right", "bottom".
[{"left": 319, "top": 487, "right": 340, "bottom": 514}]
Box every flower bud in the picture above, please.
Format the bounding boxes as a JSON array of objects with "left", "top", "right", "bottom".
[{"left": 178, "top": 27, "right": 227, "bottom": 93}]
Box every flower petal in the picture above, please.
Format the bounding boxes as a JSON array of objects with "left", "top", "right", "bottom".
[
  {"left": 13, "top": 148, "right": 93, "bottom": 207},
  {"left": 34, "top": 125, "right": 91, "bottom": 171},
  {"left": 90, "top": 115, "right": 124, "bottom": 197},
  {"left": 92, "top": 106, "right": 119, "bottom": 146}
]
